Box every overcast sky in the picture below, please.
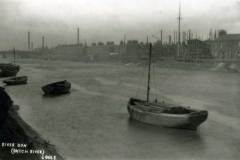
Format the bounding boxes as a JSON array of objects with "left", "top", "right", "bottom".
[{"left": 1, "top": 0, "right": 240, "bottom": 50}]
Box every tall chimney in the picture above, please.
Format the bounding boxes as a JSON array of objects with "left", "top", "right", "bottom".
[
  {"left": 173, "top": 31, "right": 176, "bottom": 44},
  {"left": 168, "top": 35, "right": 172, "bottom": 45},
  {"left": 182, "top": 32, "right": 186, "bottom": 43},
  {"left": 188, "top": 29, "right": 191, "bottom": 40},
  {"left": 77, "top": 28, "right": 80, "bottom": 45},
  {"left": 31, "top": 42, "right": 33, "bottom": 50},
  {"left": 175, "top": 31, "right": 178, "bottom": 44},
  {"left": 28, "top": 31, "right": 31, "bottom": 50},
  {"left": 209, "top": 29, "right": 212, "bottom": 40},
  {"left": 214, "top": 30, "right": 217, "bottom": 40},
  {"left": 42, "top": 36, "right": 45, "bottom": 49},
  {"left": 160, "top": 29, "right": 163, "bottom": 45}
]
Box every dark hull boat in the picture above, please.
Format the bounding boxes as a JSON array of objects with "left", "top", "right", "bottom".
[
  {"left": 42, "top": 80, "right": 71, "bottom": 95},
  {"left": 127, "top": 43, "right": 208, "bottom": 130},
  {"left": 3, "top": 76, "right": 27, "bottom": 86},
  {"left": 127, "top": 98, "right": 208, "bottom": 130},
  {"left": 0, "top": 64, "right": 20, "bottom": 77}
]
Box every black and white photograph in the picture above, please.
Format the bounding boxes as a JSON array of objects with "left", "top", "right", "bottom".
[{"left": 0, "top": 0, "right": 239, "bottom": 159}]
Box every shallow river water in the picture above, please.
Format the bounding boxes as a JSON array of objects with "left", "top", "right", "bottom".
[{"left": 2, "top": 60, "right": 240, "bottom": 160}]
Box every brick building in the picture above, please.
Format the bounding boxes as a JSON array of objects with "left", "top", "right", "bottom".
[{"left": 211, "top": 30, "right": 240, "bottom": 59}]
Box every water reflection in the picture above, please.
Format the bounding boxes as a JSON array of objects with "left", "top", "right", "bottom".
[
  {"left": 42, "top": 92, "right": 71, "bottom": 98},
  {"left": 126, "top": 118, "right": 206, "bottom": 158}
]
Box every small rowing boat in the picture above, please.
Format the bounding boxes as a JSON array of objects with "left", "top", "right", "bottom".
[
  {"left": 3, "top": 76, "right": 27, "bottom": 86},
  {"left": 42, "top": 80, "right": 71, "bottom": 95},
  {"left": 0, "top": 64, "right": 20, "bottom": 77}
]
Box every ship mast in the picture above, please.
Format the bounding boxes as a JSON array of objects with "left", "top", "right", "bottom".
[
  {"left": 177, "top": 1, "right": 181, "bottom": 58},
  {"left": 146, "top": 43, "right": 152, "bottom": 103}
]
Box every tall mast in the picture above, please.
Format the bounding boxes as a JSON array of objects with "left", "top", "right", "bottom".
[
  {"left": 27, "top": 31, "right": 31, "bottom": 50},
  {"left": 177, "top": 2, "right": 181, "bottom": 57},
  {"left": 146, "top": 43, "right": 152, "bottom": 103},
  {"left": 77, "top": 27, "right": 80, "bottom": 45}
]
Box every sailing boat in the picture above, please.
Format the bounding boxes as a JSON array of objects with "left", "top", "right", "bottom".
[
  {"left": 0, "top": 48, "right": 20, "bottom": 77},
  {"left": 127, "top": 43, "right": 208, "bottom": 130}
]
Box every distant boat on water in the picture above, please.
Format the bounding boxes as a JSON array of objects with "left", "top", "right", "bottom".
[
  {"left": 127, "top": 43, "right": 208, "bottom": 130},
  {"left": 3, "top": 76, "right": 27, "bottom": 86},
  {"left": 0, "top": 63, "right": 20, "bottom": 77}
]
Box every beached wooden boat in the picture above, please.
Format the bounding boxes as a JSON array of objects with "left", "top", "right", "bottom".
[
  {"left": 127, "top": 43, "right": 208, "bottom": 130},
  {"left": 42, "top": 80, "right": 71, "bottom": 95},
  {"left": 0, "top": 63, "right": 20, "bottom": 77},
  {"left": 3, "top": 76, "right": 27, "bottom": 86}
]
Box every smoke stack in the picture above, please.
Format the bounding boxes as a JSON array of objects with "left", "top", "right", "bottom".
[
  {"left": 42, "top": 36, "right": 45, "bottom": 49},
  {"left": 27, "top": 31, "right": 30, "bottom": 50},
  {"left": 160, "top": 29, "right": 163, "bottom": 45},
  {"left": 188, "top": 29, "right": 191, "bottom": 40},
  {"left": 77, "top": 28, "right": 79, "bottom": 45},
  {"left": 195, "top": 33, "right": 198, "bottom": 39},
  {"left": 173, "top": 31, "right": 176, "bottom": 44},
  {"left": 182, "top": 32, "right": 186, "bottom": 43},
  {"left": 214, "top": 30, "right": 217, "bottom": 40},
  {"left": 209, "top": 29, "right": 213, "bottom": 40},
  {"left": 175, "top": 31, "right": 178, "bottom": 44},
  {"left": 168, "top": 35, "right": 172, "bottom": 45}
]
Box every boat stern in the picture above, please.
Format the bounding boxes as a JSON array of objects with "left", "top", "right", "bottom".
[{"left": 183, "top": 110, "right": 208, "bottom": 130}]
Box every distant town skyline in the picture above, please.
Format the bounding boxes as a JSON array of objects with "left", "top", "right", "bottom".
[{"left": 1, "top": 0, "right": 240, "bottom": 50}]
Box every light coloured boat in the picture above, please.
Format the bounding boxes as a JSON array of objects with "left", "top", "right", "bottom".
[
  {"left": 127, "top": 98, "right": 208, "bottom": 130},
  {"left": 127, "top": 43, "right": 208, "bottom": 130}
]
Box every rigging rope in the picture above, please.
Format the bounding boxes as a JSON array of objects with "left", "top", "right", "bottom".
[
  {"left": 135, "top": 44, "right": 149, "bottom": 99},
  {"left": 135, "top": 62, "right": 147, "bottom": 99}
]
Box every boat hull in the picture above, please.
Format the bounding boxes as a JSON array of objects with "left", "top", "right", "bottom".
[
  {"left": 3, "top": 76, "right": 27, "bottom": 86},
  {"left": 0, "top": 64, "right": 20, "bottom": 77},
  {"left": 42, "top": 80, "right": 71, "bottom": 95},
  {"left": 127, "top": 98, "right": 208, "bottom": 130}
]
